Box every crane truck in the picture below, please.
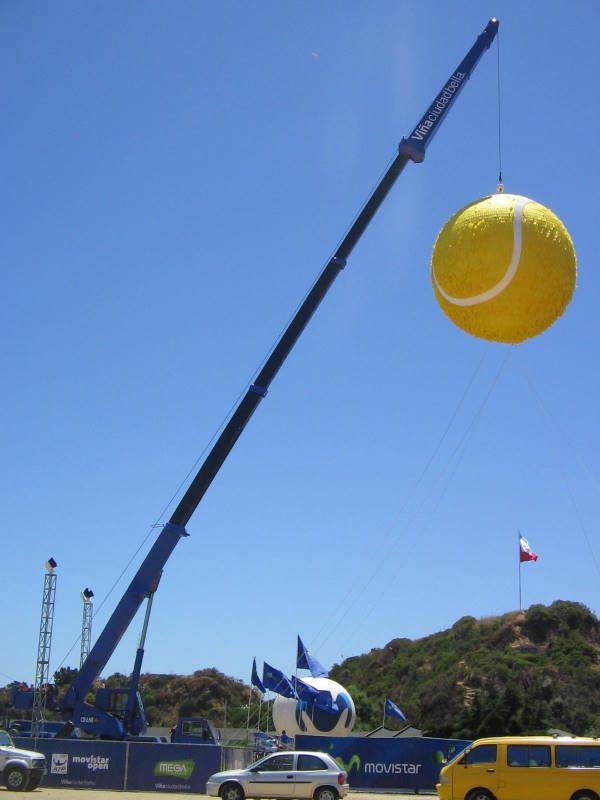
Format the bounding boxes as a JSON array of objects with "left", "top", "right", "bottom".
[{"left": 14, "top": 19, "right": 499, "bottom": 741}]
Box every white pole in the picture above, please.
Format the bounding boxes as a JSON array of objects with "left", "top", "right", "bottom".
[
  {"left": 518, "top": 530, "right": 522, "bottom": 610},
  {"left": 266, "top": 693, "right": 270, "bottom": 735},
  {"left": 382, "top": 700, "right": 386, "bottom": 730},
  {"left": 246, "top": 686, "right": 252, "bottom": 744},
  {"left": 257, "top": 694, "right": 262, "bottom": 731}
]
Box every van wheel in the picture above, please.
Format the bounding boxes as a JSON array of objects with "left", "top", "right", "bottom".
[
  {"left": 467, "top": 791, "right": 495, "bottom": 800},
  {"left": 572, "top": 792, "right": 600, "bottom": 800},
  {"left": 4, "top": 765, "right": 29, "bottom": 791}
]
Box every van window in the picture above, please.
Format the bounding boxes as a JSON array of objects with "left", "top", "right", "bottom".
[
  {"left": 556, "top": 746, "right": 600, "bottom": 768},
  {"left": 507, "top": 745, "right": 551, "bottom": 768},
  {"left": 463, "top": 745, "right": 497, "bottom": 765}
]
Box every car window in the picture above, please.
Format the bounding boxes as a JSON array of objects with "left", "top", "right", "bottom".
[
  {"left": 556, "top": 746, "right": 600, "bottom": 768},
  {"left": 0, "top": 731, "right": 13, "bottom": 747},
  {"left": 463, "top": 745, "right": 497, "bottom": 765},
  {"left": 507, "top": 745, "right": 551, "bottom": 768},
  {"left": 259, "top": 755, "right": 295, "bottom": 772},
  {"left": 298, "top": 755, "right": 327, "bottom": 771}
]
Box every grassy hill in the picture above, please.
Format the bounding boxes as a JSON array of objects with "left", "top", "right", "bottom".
[
  {"left": 134, "top": 668, "right": 251, "bottom": 727},
  {"left": 1, "top": 667, "right": 253, "bottom": 730},
  {"left": 5, "top": 601, "right": 600, "bottom": 738},
  {"left": 330, "top": 600, "right": 600, "bottom": 738}
]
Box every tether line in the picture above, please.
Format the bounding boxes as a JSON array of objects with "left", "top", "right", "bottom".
[{"left": 496, "top": 30, "right": 504, "bottom": 189}]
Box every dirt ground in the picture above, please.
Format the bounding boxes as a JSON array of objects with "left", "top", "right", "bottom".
[{"left": 10, "top": 791, "right": 437, "bottom": 799}]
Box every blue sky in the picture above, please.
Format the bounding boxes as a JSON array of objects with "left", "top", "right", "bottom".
[{"left": 1, "top": 1, "right": 599, "bottom": 690}]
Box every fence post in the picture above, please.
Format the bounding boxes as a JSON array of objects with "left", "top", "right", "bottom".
[{"left": 123, "top": 741, "right": 130, "bottom": 790}]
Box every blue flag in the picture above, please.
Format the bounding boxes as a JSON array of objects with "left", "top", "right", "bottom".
[
  {"left": 315, "top": 689, "right": 338, "bottom": 713},
  {"left": 297, "top": 635, "right": 328, "bottom": 678},
  {"left": 251, "top": 658, "right": 265, "bottom": 694},
  {"left": 384, "top": 698, "right": 407, "bottom": 722},
  {"left": 291, "top": 676, "right": 319, "bottom": 703},
  {"left": 262, "top": 662, "right": 297, "bottom": 699}
]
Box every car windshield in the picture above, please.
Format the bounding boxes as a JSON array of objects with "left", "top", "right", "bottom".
[
  {"left": 247, "top": 756, "right": 270, "bottom": 770},
  {"left": 0, "top": 731, "right": 14, "bottom": 747}
]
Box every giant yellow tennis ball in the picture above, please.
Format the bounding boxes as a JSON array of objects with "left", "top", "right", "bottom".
[{"left": 431, "top": 193, "right": 577, "bottom": 343}]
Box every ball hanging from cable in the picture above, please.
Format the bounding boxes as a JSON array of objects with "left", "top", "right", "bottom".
[{"left": 431, "top": 192, "right": 577, "bottom": 344}]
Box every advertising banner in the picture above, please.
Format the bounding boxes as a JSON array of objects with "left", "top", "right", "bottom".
[
  {"left": 296, "top": 735, "right": 470, "bottom": 791},
  {"left": 126, "top": 742, "right": 221, "bottom": 793},
  {"left": 15, "top": 738, "right": 126, "bottom": 790}
]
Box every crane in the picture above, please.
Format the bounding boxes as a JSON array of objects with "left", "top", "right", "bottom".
[{"left": 54, "top": 18, "right": 499, "bottom": 740}]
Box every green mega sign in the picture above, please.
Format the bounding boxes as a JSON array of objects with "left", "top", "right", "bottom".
[{"left": 153, "top": 759, "right": 195, "bottom": 781}]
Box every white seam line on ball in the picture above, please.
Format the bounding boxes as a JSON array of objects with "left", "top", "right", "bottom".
[{"left": 432, "top": 196, "right": 532, "bottom": 307}]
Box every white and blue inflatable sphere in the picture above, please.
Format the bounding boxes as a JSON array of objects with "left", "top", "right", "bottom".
[{"left": 272, "top": 677, "right": 355, "bottom": 737}]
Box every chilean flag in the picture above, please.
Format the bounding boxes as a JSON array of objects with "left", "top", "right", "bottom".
[{"left": 519, "top": 535, "right": 538, "bottom": 563}]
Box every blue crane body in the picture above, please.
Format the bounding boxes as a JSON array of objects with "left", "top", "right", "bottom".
[{"left": 43, "top": 19, "right": 499, "bottom": 740}]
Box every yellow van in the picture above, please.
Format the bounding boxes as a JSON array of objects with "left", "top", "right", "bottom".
[{"left": 437, "top": 736, "right": 600, "bottom": 800}]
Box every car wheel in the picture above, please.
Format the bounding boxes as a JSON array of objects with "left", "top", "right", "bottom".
[
  {"left": 572, "top": 792, "right": 600, "bottom": 800},
  {"left": 4, "top": 765, "right": 30, "bottom": 791},
  {"left": 467, "top": 791, "right": 495, "bottom": 800},
  {"left": 314, "top": 787, "right": 339, "bottom": 800},
  {"left": 220, "top": 782, "right": 245, "bottom": 800}
]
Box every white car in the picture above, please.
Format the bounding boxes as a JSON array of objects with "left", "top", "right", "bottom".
[
  {"left": 0, "top": 730, "right": 46, "bottom": 791},
  {"left": 207, "top": 751, "right": 349, "bottom": 800}
]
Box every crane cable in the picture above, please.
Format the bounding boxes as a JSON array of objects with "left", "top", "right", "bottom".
[
  {"left": 332, "top": 348, "right": 512, "bottom": 657},
  {"left": 310, "top": 347, "right": 512, "bottom": 655},
  {"left": 496, "top": 30, "right": 504, "bottom": 190},
  {"left": 516, "top": 358, "right": 600, "bottom": 581},
  {"left": 308, "top": 349, "right": 488, "bottom": 652}
]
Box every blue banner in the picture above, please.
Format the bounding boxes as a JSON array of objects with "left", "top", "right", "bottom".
[
  {"left": 15, "top": 738, "right": 126, "bottom": 790},
  {"left": 251, "top": 658, "right": 265, "bottom": 694},
  {"left": 126, "top": 742, "right": 221, "bottom": 793},
  {"left": 263, "top": 662, "right": 297, "bottom": 698},
  {"left": 296, "top": 735, "right": 470, "bottom": 791},
  {"left": 297, "top": 636, "right": 328, "bottom": 678},
  {"left": 384, "top": 699, "right": 407, "bottom": 722}
]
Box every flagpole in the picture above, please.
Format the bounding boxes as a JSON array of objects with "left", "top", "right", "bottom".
[
  {"left": 266, "top": 692, "right": 270, "bottom": 735},
  {"left": 246, "top": 666, "right": 253, "bottom": 744},
  {"left": 257, "top": 694, "right": 262, "bottom": 731},
  {"left": 382, "top": 699, "right": 386, "bottom": 730},
  {"left": 518, "top": 530, "right": 522, "bottom": 611}
]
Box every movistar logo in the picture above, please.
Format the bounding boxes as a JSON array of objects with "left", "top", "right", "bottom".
[
  {"left": 410, "top": 72, "right": 466, "bottom": 141},
  {"left": 334, "top": 754, "right": 361, "bottom": 773},
  {"left": 153, "top": 760, "right": 195, "bottom": 780},
  {"left": 365, "top": 762, "right": 422, "bottom": 775}
]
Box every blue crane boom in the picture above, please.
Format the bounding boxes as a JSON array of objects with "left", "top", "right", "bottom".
[{"left": 60, "top": 18, "right": 499, "bottom": 739}]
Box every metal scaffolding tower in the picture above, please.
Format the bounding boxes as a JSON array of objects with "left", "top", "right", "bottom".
[
  {"left": 80, "top": 588, "right": 94, "bottom": 668},
  {"left": 31, "top": 557, "right": 58, "bottom": 740}
]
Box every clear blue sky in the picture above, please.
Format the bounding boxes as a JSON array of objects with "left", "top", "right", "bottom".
[{"left": 2, "top": 0, "right": 599, "bottom": 689}]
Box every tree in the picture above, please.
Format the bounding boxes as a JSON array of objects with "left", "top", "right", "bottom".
[{"left": 53, "top": 667, "right": 77, "bottom": 687}]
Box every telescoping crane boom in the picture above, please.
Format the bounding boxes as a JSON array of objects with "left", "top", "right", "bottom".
[{"left": 59, "top": 19, "right": 499, "bottom": 739}]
